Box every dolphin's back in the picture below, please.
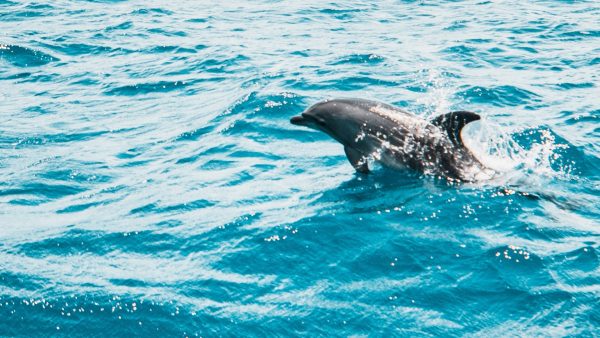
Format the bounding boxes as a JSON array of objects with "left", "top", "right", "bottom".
[
  {"left": 292, "top": 98, "right": 491, "bottom": 181},
  {"left": 346, "top": 99, "right": 488, "bottom": 180},
  {"left": 330, "top": 98, "right": 414, "bottom": 119}
]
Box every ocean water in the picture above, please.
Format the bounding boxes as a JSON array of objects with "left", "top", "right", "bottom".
[{"left": 1, "top": 0, "right": 599, "bottom": 336}]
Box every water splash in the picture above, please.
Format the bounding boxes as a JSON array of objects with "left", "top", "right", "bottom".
[
  {"left": 413, "top": 68, "right": 580, "bottom": 184},
  {"left": 415, "top": 68, "right": 455, "bottom": 119},
  {"left": 463, "top": 121, "right": 579, "bottom": 183}
]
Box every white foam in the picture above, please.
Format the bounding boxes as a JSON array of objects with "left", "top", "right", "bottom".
[{"left": 462, "top": 120, "right": 574, "bottom": 185}]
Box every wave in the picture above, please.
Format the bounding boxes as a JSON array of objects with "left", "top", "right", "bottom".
[
  {"left": 464, "top": 122, "right": 587, "bottom": 181},
  {"left": 0, "top": 44, "right": 59, "bottom": 67},
  {"left": 104, "top": 80, "right": 190, "bottom": 96},
  {"left": 457, "top": 85, "right": 541, "bottom": 107},
  {"left": 42, "top": 42, "right": 125, "bottom": 56},
  {"left": 329, "top": 54, "right": 385, "bottom": 66},
  {"left": 1, "top": 1, "right": 598, "bottom": 336},
  {"left": 1, "top": 183, "right": 87, "bottom": 204},
  {"left": 1, "top": 130, "right": 108, "bottom": 149}
]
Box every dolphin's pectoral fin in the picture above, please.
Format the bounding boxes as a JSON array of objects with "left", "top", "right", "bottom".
[
  {"left": 431, "top": 111, "right": 481, "bottom": 147},
  {"left": 344, "top": 146, "right": 369, "bottom": 174}
]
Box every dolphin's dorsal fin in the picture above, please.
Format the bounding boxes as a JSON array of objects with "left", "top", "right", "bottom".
[
  {"left": 344, "top": 146, "right": 369, "bottom": 173},
  {"left": 431, "top": 111, "right": 481, "bottom": 147}
]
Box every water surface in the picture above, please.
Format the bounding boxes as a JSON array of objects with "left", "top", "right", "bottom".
[{"left": 1, "top": 1, "right": 599, "bottom": 336}]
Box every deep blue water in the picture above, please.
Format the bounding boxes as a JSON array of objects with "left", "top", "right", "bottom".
[{"left": 1, "top": 1, "right": 599, "bottom": 336}]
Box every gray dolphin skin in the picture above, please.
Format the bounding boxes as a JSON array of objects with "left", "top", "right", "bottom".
[{"left": 290, "top": 98, "right": 493, "bottom": 181}]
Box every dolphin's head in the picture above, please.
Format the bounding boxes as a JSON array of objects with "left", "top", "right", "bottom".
[{"left": 290, "top": 100, "right": 364, "bottom": 144}]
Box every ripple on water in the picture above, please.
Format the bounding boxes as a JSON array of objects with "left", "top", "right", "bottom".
[
  {"left": 554, "top": 82, "right": 595, "bottom": 90},
  {"left": 42, "top": 42, "right": 125, "bottom": 57},
  {"left": 129, "top": 199, "right": 215, "bottom": 215},
  {"left": 104, "top": 80, "right": 190, "bottom": 96},
  {"left": 145, "top": 45, "right": 197, "bottom": 54},
  {"left": 7, "top": 130, "right": 108, "bottom": 148},
  {"left": 329, "top": 53, "right": 386, "bottom": 65},
  {"left": 16, "top": 229, "right": 186, "bottom": 257},
  {"left": 1, "top": 0, "right": 599, "bottom": 336},
  {"left": 0, "top": 44, "right": 59, "bottom": 67},
  {"left": 457, "top": 85, "right": 541, "bottom": 107},
  {"left": 320, "top": 7, "right": 363, "bottom": 20},
  {"left": 130, "top": 7, "right": 174, "bottom": 16},
  {"left": 3, "top": 183, "right": 87, "bottom": 205},
  {"left": 0, "top": 4, "right": 53, "bottom": 20},
  {"left": 104, "top": 21, "right": 134, "bottom": 32}
]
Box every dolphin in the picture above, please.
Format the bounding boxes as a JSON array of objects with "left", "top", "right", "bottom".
[{"left": 290, "top": 98, "right": 493, "bottom": 181}]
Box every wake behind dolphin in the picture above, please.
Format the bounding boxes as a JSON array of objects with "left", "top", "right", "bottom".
[{"left": 291, "top": 98, "right": 494, "bottom": 182}]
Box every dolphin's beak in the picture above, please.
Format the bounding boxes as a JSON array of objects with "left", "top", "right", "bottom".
[{"left": 290, "top": 115, "right": 307, "bottom": 126}]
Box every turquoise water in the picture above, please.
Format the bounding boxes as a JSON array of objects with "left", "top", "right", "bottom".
[{"left": 1, "top": 0, "right": 599, "bottom": 336}]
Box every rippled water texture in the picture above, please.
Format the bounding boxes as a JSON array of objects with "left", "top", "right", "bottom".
[{"left": 1, "top": 1, "right": 599, "bottom": 336}]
